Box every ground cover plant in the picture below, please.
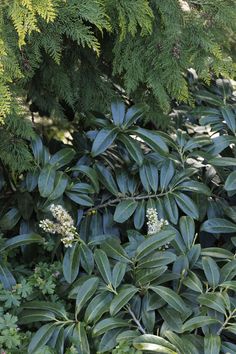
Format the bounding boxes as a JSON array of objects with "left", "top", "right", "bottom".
[{"left": 1, "top": 81, "right": 236, "bottom": 352}]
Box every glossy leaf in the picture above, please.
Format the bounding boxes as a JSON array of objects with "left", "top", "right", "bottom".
[
  {"left": 76, "top": 277, "right": 99, "bottom": 316},
  {"left": 38, "top": 165, "right": 56, "bottom": 198},
  {"left": 0, "top": 233, "right": 44, "bottom": 252},
  {"left": 114, "top": 200, "right": 138, "bottom": 223},
  {"left": 174, "top": 192, "right": 199, "bottom": 219},
  {"left": 133, "top": 334, "right": 178, "bottom": 354},
  {"left": 93, "top": 318, "right": 129, "bottom": 336},
  {"left": 84, "top": 293, "right": 112, "bottom": 324},
  {"left": 91, "top": 127, "right": 119, "bottom": 156},
  {"left": 94, "top": 249, "right": 112, "bottom": 284},
  {"left": 136, "top": 230, "right": 176, "bottom": 260},
  {"left": 110, "top": 285, "right": 138, "bottom": 315},
  {"left": 150, "top": 286, "right": 190, "bottom": 314},
  {"left": 62, "top": 243, "right": 80, "bottom": 284},
  {"left": 202, "top": 256, "right": 220, "bottom": 288},
  {"left": 49, "top": 148, "right": 75, "bottom": 169},
  {"left": 201, "top": 218, "right": 236, "bottom": 233}
]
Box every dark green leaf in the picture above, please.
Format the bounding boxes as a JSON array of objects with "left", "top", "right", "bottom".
[
  {"left": 183, "top": 316, "right": 219, "bottom": 332},
  {"left": 66, "top": 192, "right": 94, "bottom": 206},
  {"left": 221, "top": 106, "right": 236, "bottom": 133},
  {"left": 114, "top": 200, "right": 138, "bottom": 223},
  {"left": 201, "top": 218, "right": 236, "bottom": 233},
  {"left": 136, "top": 230, "right": 176, "bottom": 260},
  {"left": 48, "top": 172, "right": 68, "bottom": 200},
  {"left": 49, "top": 148, "right": 75, "bottom": 169},
  {"left": 101, "top": 239, "right": 131, "bottom": 264},
  {"left": 174, "top": 192, "right": 199, "bottom": 219},
  {"left": 150, "top": 286, "right": 190, "bottom": 314},
  {"left": 76, "top": 277, "right": 99, "bottom": 317},
  {"left": 0, "top": 233, "right": 44, "bottom": 252},
  {"left": 118, "top": 134, "right": 143, "bottom": 165},
  {"left": 160, "top": 160, "right": 175, "bottom": 190},
  {"left": 202, "top": 256, "right": 220, "bottom": 288},
  {"left": 71, "top": 165, "right": 99, "bottom": 193},
  {"left": 28, "top": 323, "right": 56, "bottom": 354},
  {"left": 91, "top": 127, "right": 118, "bottom": 156},
  {"left": 80, "top": 243, "right": 94, "bottom": 275},
  {"left": 62, "top": 243, "right": 80, "bottom": 284},
  {"left": 111, "top": 100, "right": 125, "bottom": 126},
  {"left": 112, "top": 262, "right": 127, "bottom": 288},
  {"left": 0, "top": 208, "right": 21, "bottom": 231},
  {"left": 0, "top": 261, "right": 16, "bottom": 289},
  {"left": 198, "top": 293, "right": 226, "bottom": 314},
  {"left": 38, "top": 165, "right": 56, "bottom": 198},
  {"left": 110, "top": 285, "right": 138, "bottom": 316},
  {"left": 94, "top": 249, "right": 112, "bottom": 284},
  {"left": 96, "top": 163, "right": 119, "bottom": 195},
  {"left": 204, "top": 335, "right": 221, "bottom": 354},
  {"left": 225, "top": 171, "right": 236, "bottom": 191},
  {"left": 134, "top": 200, "right": 145, "bottom": 230},
  {"left": 84, "top": 293, "right": 112, "bottom": 324},
  {"left": 93, "top": 318, "right": 129, "bottom": 336}
]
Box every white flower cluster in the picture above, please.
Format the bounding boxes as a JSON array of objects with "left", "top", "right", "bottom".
[
  {"left": 39, "top": 204, "right": 78, "bottom": 247},
  {"left": 146, "top": 208, "right": 168, "bottom": 235}
]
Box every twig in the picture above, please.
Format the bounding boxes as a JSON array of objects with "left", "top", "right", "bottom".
[
  {"left": 126, "top": 306, "right": 146, "bottom": 334},
  {"left": 86, "top": 191, "right": 169, "bottom": 214}
]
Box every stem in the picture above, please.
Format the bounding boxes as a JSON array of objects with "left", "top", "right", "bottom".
[
  {"left": 126, "top": 306, "right": 146, "bottom": 334},
  {"left": 86, "top": 191, "right": 169, "bottom": 214},
  {"left": 217, "top": 309, "right": 236, "bottom": 335}
]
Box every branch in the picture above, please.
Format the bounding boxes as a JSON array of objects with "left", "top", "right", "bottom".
[
  {"left": 86, "top": 191, "right": 169, "bottom": 214},
  {"left": 126, "top": 306, "right": 146, "bottom": 334}
]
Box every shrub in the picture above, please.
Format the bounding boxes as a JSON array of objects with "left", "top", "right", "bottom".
[{"left": 0, "top": 93, "right": 236, "bottom": 353}]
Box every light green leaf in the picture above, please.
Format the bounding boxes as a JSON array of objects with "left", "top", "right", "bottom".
[{"left": 133, "top": 334, "right": 178, "bottom": 354}]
